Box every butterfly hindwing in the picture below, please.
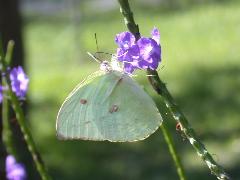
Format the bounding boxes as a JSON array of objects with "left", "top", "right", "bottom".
[
  {"left": 99, "top": 71, "right": 162, "bottom": 141},
  {"left": 56, "top": 70, "right": 122, "bottom": 141},
  {"left": 56, "top": 70, "right": 162, "bottom": 142}
]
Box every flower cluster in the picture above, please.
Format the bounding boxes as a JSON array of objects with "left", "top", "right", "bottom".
[
  {"left": 0, "top": 66, "right": 29, "bottom": 103},
  {"left": 6, "top": 155, "right": 27, "bottom": 180},
  {"left": 9, "top": 66, "right": 29, "bottom": 99},
  {"left": 115, "top": 27, "right": 161, "bottom": 73}
]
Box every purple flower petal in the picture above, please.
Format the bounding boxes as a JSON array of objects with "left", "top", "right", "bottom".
[
  {"left": 10, "top": 66, "right": 29, "bottom": 99},
  {"left": 115, "top": 32, "right": 135, "bottom": 49},
  {"left": 127, "top": 44, "right": 140, "bottom": 60},
  {"left": 137, "top": 37, "right": 161, "bottom": 69},
  {"left": 116, "top": 44, "right": 140, "bottom": 62},
  {"left": 123, "top": 62, "right": 135, "bottom": 73},
  {"left": 151, "top": 27, "right": 160, "bottom": 45},
  {"left": 6, "top": 155, "right": 16, "bottom": 172},
  {"left": 137, "top": 60, "right": 149, "bottom": 69},
  {"left": 116, "top": 48, "right": 133, "bottom": 62},
  {"left": 116, "top": 48, "right": 126, "bottom": 61},
  {"left": 6, "top": 155, "right": 27, "bottom": 180}
]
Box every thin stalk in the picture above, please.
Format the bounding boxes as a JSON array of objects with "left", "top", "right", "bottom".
[
  {"left": 0, "top": 41, "right": 51, "bottom": 180},
  {"left": 4, "top": 40, "right": 14, "bottom": 65},
  {"left": 0, "top": 35, "right": 4, "bottom": 59},
  {"left": 1, "top": 39, "right": 16, "bottom": 156},
  {"left": 161, "top": 124, "right": 186, "bottom": 180},
  {"left": 2, "top": 79, "right": 17, "bottom": 156},
  {"left": 117, "top": 0, "right": 230, "bottom": 179},
  {"left": 147, "top": 70, "right": 230, "bottom": 180},
  {"left": 118, "top": 1, "right": 186, "bottom": 179}
]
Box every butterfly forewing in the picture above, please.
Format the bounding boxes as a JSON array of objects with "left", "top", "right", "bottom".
[{"left": 56, "top": 70, "right": 162, "bottom": 142}]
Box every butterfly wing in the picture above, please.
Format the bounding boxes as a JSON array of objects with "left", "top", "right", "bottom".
[
  {"left": 100, "top": 71, "right": 162, "bottom": 142},
  {"left": 56, "top": 71, "right": 162, "bottom": 142},
  {"left": 56, "top": 70, "right": 121, "bottom": 141}
]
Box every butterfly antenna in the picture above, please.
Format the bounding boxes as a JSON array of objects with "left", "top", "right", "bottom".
[
  {"left": 94, "top": 33, "right": 103, "bottom": 60},
  {"left": 87, "top": 52, "right": 102, "bottom": 63},
  {"left": 94, "top": 33, "right": 99, "bottom": 53},
  {"left": 95, "top": 51, "right": 116, "bottom": 57}
]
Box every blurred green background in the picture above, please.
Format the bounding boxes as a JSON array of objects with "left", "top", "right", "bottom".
[{"left": 7, "top": 0, "right": 240, "bottom": 179}]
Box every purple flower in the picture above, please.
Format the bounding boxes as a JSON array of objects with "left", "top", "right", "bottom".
[
  {"left": 0, "top": 85, "right": 3, "bottom": 103},
  {"left": 115, "top": 27, "right": 161, "bottom": 73},
  {"left": 10, "top": 66, "right": 29, "bottom": 99},
  {"left": 137, "top": 37, "right": 161, "bottom": 70},
  {"left": 6, "top": 155, "right": 27, "bottom": 180},
  {"left": 115, "top": 32, "right": 140, "bottom": 63},
  {"left": 122, "top": 62, "right": 135, "bottom": 74},
  {"left": 151, "top": 27, "right": 160, "bottom": 45},
  {"left": 116, "top": 44, "right": 140, "bottom": 62},
  {"left": 115, "top": 31, "right": 135, "bottom": 49}
]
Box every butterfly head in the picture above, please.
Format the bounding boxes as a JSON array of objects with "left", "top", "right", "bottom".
[
  {"left": 100, "top": 61, "right": 112, "bottom": 72},
  {"left": 87, "top": 51, "right": 125, "bottom": 73}
]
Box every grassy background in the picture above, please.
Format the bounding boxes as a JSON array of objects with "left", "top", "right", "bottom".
[{"left": 22, "top": 1, "right": 240, "bottom": 179}]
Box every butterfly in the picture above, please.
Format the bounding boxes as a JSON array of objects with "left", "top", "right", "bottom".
[{"left": 56, "top": 53, "right": 162, "bottom": 142}]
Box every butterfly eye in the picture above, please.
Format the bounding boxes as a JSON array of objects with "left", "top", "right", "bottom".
[
  {"left": 109, "top": 105, "right": 119, "bottom": 113},
  {"left": 80, "top": 99, "right": 87, "bottom": 104}
]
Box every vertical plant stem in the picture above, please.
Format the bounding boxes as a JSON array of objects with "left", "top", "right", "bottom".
[
  {"left": 161, "top": 124, "right": 186, "bottom": 180},
  {"left": 1, "top": 39, "right": 17, "bottom": 156},
  {"left": 118, "top": 1, "right": 186, "bottom": 179},
  {"left": 118, "top": 0, "right": 140, "bottom": 40},
  {"left": 2, "top": 79, "right": 17, "bottom": 156},
  {"left": 0, "top": 41, "right": 51, "bottom": 180},
  {"left": 0, "top": 35, "right": 4, "bottom": 58},
  {"left": 147, "top": 69, "right": 230, "bottom": 180},
  {"left": 117, "top": 0, "right": 230, "bottom": 179}
]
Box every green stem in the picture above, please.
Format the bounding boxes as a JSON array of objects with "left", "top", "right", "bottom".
[
  {"left": 2, "top": 79, "right": 17, "bottom": 156},
  {"left": 118, "top": 0, "right": 140, "bottom": 40},
  {"left": 161, "top": 124, "right": 186, "bottom": 180},
  {"left": 118, "top": 1, "right": 186, "bottom": 179},
  {"left": 1, "top": 39, "right": 17, "bottom": 156},
  {"left": 0, "top": 41, "right": 51, "bottom": 180},
  {"left": 147, "top": 70, "right": 230, "bottom": 179},
  {"left": 117, "top": 0, "right": 230, "bottom": 179},
  {"left": 0, "top": 35, "right": 4, "bottom": 59},
  {"left": 4, "top": 40, "right": 14, "bottom": 65}
]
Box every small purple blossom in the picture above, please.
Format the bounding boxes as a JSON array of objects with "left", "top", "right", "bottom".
[
  {"left": 10, "top": 66, "right": 29, "bottom": 99},
  {"left": 116, "top": 44, "right": 140, "bottom": 73},
  {"left": 115, "top": 32, "right": 141, "bottom": 73},
  {"left": 137, "top": 37, "right": 161, "bottom": 70},
  {"left": 6, "top": 155, "right": 27, "bottom": 180},
  {"left": 115, "top": 27, "right": 161, "bottom": 73},
  {"left": 151, "top": 27, "right": 160, "bottom": 44},
  {"left": 115, "top": 31, "right": 135, "bottom": 49}
]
